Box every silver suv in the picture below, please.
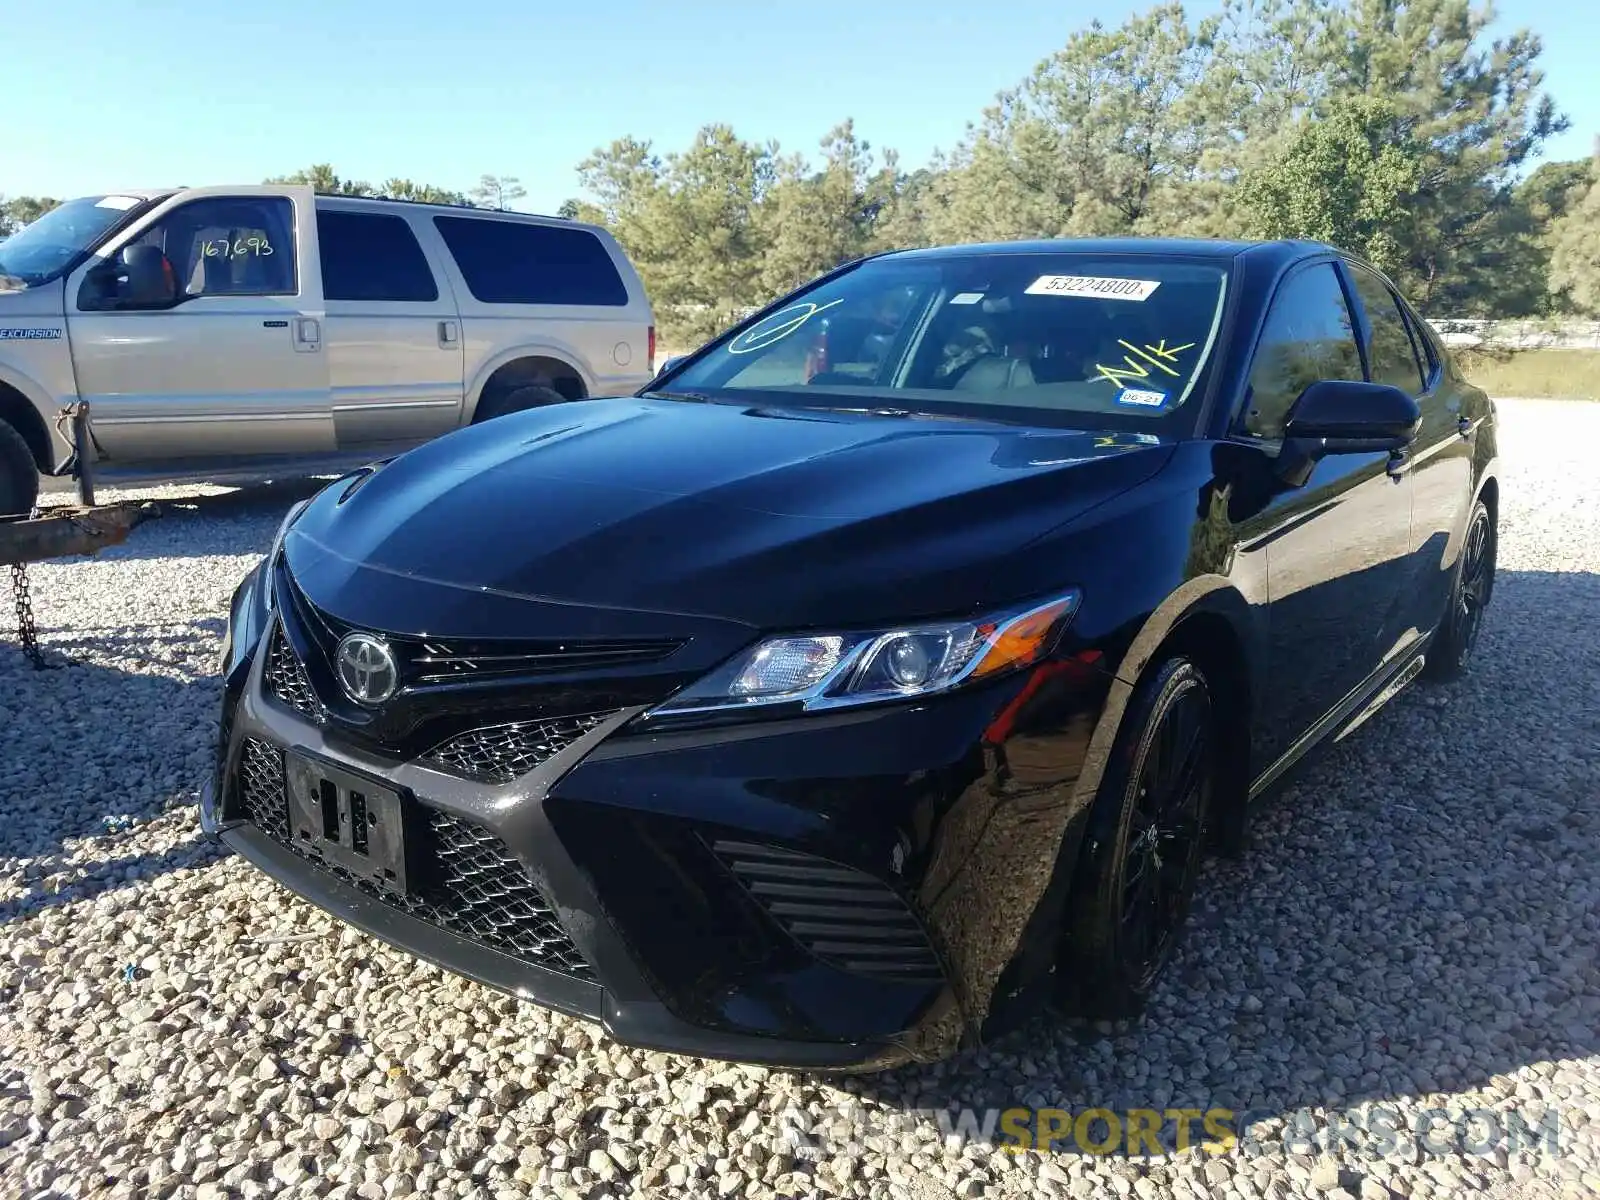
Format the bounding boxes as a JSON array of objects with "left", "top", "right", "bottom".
[{"left": 0, "top": 186, "right": 656, "bottom": 513}]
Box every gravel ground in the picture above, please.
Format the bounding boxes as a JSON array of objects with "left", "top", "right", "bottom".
[{"left": 2, "top": 399, "right": 1597, "bottom": 1200}]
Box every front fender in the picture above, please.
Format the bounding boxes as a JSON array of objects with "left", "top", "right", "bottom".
[{"left": 0, "top": 360, "right": 72, "bottom": 471}]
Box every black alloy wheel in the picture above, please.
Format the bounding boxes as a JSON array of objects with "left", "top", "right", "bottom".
[
  {"left": 1061, "top": 656, "right": 1215, "bottom": 1018},
  {"left": 1423, "top": 499, "right": 1495, "bottom": 682}
]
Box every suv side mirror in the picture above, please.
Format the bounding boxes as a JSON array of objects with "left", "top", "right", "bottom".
[
  {"left": 658, "top": 354, "right": 688, "bottom": 376},
  {"left": 1275, "top": 380, "right": 1421, "bottom": 486},
  {"left": 119, "top": 244, "right": 179, "bottom": 307},
  {"left": 82, "top": 244, "right": 178, "bottom": 311}
]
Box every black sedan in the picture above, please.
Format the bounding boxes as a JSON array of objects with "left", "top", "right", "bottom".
[{"left": 203, "top": 238, "right": 1498, "bottom": 1069}]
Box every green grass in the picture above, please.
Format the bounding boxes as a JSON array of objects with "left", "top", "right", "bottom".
[{"left": 1454, "top": 348, "right": 1600, "bottom": 400}]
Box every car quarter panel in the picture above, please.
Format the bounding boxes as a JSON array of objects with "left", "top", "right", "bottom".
[{"left": 420, "top": 218, "right": 655, "bottom": 410}]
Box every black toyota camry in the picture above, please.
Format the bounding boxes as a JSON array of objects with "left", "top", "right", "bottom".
[{"left": 204, "top": 238, "right": 1499, "bottom": 1069}]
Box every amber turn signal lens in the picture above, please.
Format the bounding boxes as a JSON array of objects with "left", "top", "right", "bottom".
[{"left": 970, "top": 597, "right": 1079, "bottom": 679}]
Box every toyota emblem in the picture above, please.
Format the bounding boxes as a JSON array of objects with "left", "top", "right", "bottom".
[{"left": 335, "top": 633, "right": 399, "bottom": 705}]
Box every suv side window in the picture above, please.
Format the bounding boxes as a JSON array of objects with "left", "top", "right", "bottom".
[
  {"left": 1346, "top": 265, "right": 1425, "bottom": 394},
  {"left": 1241, "top": 262, "right": 1364, "bottom": 439},
  {"left": 318, "top": 210, "right": 439, "bottom": 302},
  {"left": 433, "top": 217, "right": 628, "bottom": 306},
  {"left": 131, "top": 196, "right": 296, "bottom": 297}
]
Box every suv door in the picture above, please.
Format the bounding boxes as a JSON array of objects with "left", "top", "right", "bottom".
[
  {"left": 1235, "top": 260, "right": 1417, "bottom": 768},
  {"left": 315, "top": 204, "right": 465, "bottom": 449},
  {"left": 65, "top": 186, "right": 333, "bottom": 462},
  {"left": 1342, "top": 261, "right": 1471, "bottom": 637}
]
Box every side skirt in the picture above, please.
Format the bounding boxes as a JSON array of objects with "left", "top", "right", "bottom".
[{"left": 1248, "top": 638, "right": 1431, "bottom": 803}]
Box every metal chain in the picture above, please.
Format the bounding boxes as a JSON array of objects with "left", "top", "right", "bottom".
[{"left": 10, "top": 561, "right": 47, "bottom": 670}]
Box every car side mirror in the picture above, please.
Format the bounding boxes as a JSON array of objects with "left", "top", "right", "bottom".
[
  {"left": 658, "top": 354, "right": 688, "bottom": 376},
  {"left": 1275, "top": 380, "right": 1421, "bottom": 487}
]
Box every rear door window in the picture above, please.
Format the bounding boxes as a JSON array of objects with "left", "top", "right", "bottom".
[
  {"left": 1346, "top": 265, "right": 1426, "bottom": 394},
  {"left": 318, "top": 210, "right": 439, "bottom": 302},
  {"left": 433, "top": 217, "right": 628, "bottom": 306}
]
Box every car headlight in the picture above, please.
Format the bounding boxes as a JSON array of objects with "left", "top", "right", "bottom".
[
  {"left": 258, "top": 498, "right": 311, "bottom": 613},
  {"left": 646, "top": 591, "right": 1081, "bottom": 720}
]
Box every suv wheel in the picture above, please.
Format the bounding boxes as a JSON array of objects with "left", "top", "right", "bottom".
[
  {"left": 1060, "top": 656, "right": 1215, "bottom": 1019},
  {"left": 0, "top": 420, "right": 39, "bottom": 517},
  {"left": 474, "top": 384, "right": 570, "bottom": 423},
  {"left": 1422, "top": 498, "right": 1495, "bottom": 682}
]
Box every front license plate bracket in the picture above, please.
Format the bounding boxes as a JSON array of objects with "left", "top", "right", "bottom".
[{"left": 284, "top": 750, "right": 410, "bottom": 897}]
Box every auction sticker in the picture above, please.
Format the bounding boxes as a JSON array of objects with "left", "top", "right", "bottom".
[
  {"left": 1114, "top": 386, "right": 1169, "bottom": 408},
  {"left": 1026, "top": 275, "right": 1160, "bottom": 301}
]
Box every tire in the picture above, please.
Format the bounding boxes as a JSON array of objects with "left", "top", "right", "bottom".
[
  {"left": 1059, "top": 656, "right": 1216, "bottom": 1019},
  {"left": 1422, "top": 498, "right": 1495, "bottom": 682},
  {"left": 0, "top": 420, "right": 40, "bottom": 518},
  {"left": 473, "top": 384, "right": 570, "bottom": 423}
]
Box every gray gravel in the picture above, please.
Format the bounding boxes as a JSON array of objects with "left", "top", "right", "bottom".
[{"left": 3, "top": 400, "right": 1597, "bottom": 1200}]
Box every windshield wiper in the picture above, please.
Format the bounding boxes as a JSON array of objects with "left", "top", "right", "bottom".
[
  {"left": 642, "top": 389, "right": 719, "bottom": 404},
  {"left": 802, "top": 403, "right": 1024, "bottom": 426}
]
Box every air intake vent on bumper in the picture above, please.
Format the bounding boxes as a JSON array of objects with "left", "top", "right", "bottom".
[
  {"left": 420, "top": 711, "right": 619, "bottom": 784},
  {"left": 711, "top": 839, "right": 943, "bottom": 983},
  {"left": 262, "top": 626, "right": 325, "bottom": 723}
]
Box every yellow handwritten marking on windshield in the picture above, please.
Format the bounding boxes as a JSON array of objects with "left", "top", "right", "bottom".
[{"left": 1095, "top": 339, "right": 1196, "bottom": 387}]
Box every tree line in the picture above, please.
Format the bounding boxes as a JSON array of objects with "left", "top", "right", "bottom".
[
  {"left": 5, "top": 0, "right": 1598, "bottom": 342},
  {"left": 568, "top": 0, "right": 1599, "bottom": 343}
]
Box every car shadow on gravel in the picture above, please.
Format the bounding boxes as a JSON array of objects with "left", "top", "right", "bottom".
[
  {"left": 0, "top": 630, "right": 222, "bottom": 866},
  {"left": 838, "top": 567, "right": 1600, "bottom": 1163}
]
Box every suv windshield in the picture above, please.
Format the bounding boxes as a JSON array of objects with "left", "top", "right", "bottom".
[
  {"left": 663, "top": 253, "right": 1231, "bottom": 431},
  {"left": 0, "top": 195, "right": 151, "bottom": 290}
]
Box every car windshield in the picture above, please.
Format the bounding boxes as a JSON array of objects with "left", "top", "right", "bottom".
[
  {"left": 663, "top": 253, "right": 1231, "bottom": 431},
  {"left": 0, "top": 195, "right": 150, "bottom": 290}
]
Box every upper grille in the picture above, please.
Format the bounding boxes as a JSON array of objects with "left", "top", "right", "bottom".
[
  {"left": 237, "top": 737, "right": 593, "bottom": 980},
  {"left": 712, "top": 839, "right": 943, "bottom": 983},
  {"left": 263, "top": 627, "right": 324, "bottom": 722},
  {"left": 421, "top": 711, "right": 618, "bottom": 784},
  {"left": 274, "top": 564, "right": 683, "bottom": 687},
  {"left": 408, "top": 637, "right": 685, "bottom": 684}
]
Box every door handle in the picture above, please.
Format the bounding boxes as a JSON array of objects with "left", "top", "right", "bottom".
[
  {"left": 438, "top": 320, "right": 458, "bottom": 348},
  {"left": 293, "top": 317, "right": 321, "bottom": 354}
]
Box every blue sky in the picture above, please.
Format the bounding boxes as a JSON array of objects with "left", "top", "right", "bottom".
[{"left": 2, "top": 0, "right": 1593, "bottom": 214}]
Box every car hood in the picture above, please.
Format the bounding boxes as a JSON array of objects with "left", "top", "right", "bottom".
[{"left": 285, "top": 397, "right": 1173, "bottom": 635}]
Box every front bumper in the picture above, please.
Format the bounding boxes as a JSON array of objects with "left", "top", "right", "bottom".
[{"left": 207, "top": 593, "right": 1113, "bottom": 1069}]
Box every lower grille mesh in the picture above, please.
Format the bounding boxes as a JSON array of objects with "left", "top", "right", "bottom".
[
  {"left": 240, "top": 738, "right": 289, "bottom": 839},
  {"left": 237, "top": 738, "right": 593, "bottom": 980},
  {"left": 421, "top": 711, "right": 618, "bottom": 783},
  {"left": 712, "top": 839, "right": 943, "bottom": 983}
]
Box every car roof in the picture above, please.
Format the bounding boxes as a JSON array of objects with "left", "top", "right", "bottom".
[{"left": 882, "top": 236, "right": 1335, "bottom": 267}]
